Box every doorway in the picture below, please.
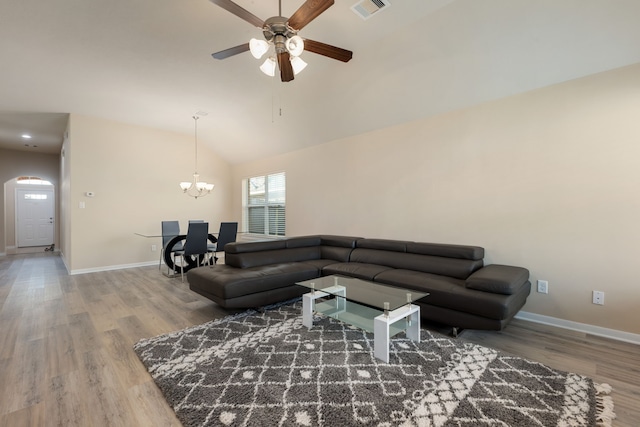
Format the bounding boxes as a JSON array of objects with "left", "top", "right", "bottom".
[{"left": 16, "top": 187, "right": 55, "bottom": 248}]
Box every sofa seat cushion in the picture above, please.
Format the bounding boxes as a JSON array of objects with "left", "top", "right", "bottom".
[
  {"left": 322, "top": 262, "right": 392, "bottom": 280},
  {"left": 374, "top": 269, "right": 523, "bottom": 320},
  {"left": 188, "top": 263, "right": 319, "bottom": 300}
]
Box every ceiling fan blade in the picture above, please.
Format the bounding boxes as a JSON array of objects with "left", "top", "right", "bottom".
[
  {"left": 212, "top": 43, "right": 250, "bottom": 60},
  {"left": 210, "top": 0, "right": 264, "bottom": 28},
  {"left": 303, "top": 39, "right": 353, "bottom": 62},
  {"left": 288, "top": 0, "right": 334, "bottom": 31},
  {"left": 277, "top": 51, "right": 294, "bottom": 82}
]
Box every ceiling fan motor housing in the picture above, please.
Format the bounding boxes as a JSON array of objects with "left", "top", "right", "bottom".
[{"left": 263, "top": 16, "right": 297, "bottom": 44}]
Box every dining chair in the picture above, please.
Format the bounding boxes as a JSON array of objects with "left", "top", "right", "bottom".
[
  {"left": 159, "top": 220, "right": 182, "bottom": 274},
  {"left": 174, "top": 222, "right": 211, "bottom": 282},
  {"left": 208, "top": 222, "right": 238, "bottom": 264}
]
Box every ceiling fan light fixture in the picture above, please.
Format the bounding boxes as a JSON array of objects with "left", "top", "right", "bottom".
[
  {"left": 249, "top": 38, "right": 269, "bottom": 59},
  {"left": 290, "top": 56, "right": 308, "bottom": 75},
  {"left": 260, "top": 57, "right": 277, "bottom": 76},
  {"left": 286, "top": 35, "right": 304, "bottom": 57}
]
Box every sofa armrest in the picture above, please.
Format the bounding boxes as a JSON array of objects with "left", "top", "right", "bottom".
[{"left": 465, "top": 264, "right": 529, "bottom": 295}]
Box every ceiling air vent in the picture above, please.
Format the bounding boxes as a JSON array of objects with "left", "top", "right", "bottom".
[{"left": 351, "top": 0, "right": 391, "bottom": 21}]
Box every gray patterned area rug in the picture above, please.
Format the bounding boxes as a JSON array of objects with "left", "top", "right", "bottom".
[{"left": 134, "top": 301, "right": 615, "bottom": 426}]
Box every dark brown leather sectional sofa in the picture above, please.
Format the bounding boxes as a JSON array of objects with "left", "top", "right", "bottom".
[{"left": 187, "top": 235, "right": 531, "bottom": 331}]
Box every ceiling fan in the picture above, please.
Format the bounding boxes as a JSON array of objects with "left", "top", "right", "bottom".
[{"left": 210, "top": 0, "right": 353, "bottom": 82}]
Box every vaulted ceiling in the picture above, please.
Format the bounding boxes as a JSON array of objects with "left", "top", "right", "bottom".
[{"left": 1, "top": 0, "right": 639, "bottom": 162}]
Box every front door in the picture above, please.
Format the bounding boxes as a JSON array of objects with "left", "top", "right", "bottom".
[{"left": 16, "top": 188, "right": 55, "bottom": 247}]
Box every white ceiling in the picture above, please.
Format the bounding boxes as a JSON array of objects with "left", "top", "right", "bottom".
[{"left": 1, "top": 0, "right": 639, "bottom": 162}]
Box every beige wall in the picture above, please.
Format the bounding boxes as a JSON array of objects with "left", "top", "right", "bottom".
[
  {"left": 62, "top": 114, "right": 233, "bottom": 273},
  {"left": 0, "top": 148, "right": 61, "bottom": 255},
  {"left": 232, "top": 63, "right": 640, "bottom": 334}
]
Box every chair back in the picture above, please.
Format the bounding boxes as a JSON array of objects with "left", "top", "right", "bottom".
[
  {"left": 184, "top": 222, "right": 209, "bottom": 256},
  {"left": 161, "top": 220, "right": 180, "bottom": 247},
  {"left": 216, "top": 222, "right": 238, "bottom": 253}
]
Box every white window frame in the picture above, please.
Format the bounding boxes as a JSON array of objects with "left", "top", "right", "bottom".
[{"left": 242, "top": 172, "right": 286, "bottom": 237}]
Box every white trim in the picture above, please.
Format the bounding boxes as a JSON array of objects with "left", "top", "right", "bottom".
[
  {"left": 515, "top": 311, "right": 640, "bottom": 345},
  {"left": 69, "top": 260, "right": 157, "bottom": 275}
]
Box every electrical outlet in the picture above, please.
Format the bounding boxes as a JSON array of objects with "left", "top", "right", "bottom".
[
  {"left": 537, "top": 280, "right": 548, "bottom": 294},
  {"left": 592, "top": 291, "right": 605, "bottom": 305},
  {"left": 151, "top": 244, "right": 157, "bottom": 252}
]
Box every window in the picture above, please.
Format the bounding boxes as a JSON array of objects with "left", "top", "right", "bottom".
[
  {"left": 245, "top": 172, "right": 285, "bottom": 236},
  {"left": 17, "top": 176, "right": 52, "bottom": 185},
  {"left": 24, "top": 194, "right": 48, "bottom": 200}
]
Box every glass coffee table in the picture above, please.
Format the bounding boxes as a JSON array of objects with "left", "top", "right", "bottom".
[{"left": 297, "top": 275, "right": 428, "bottom": 363}]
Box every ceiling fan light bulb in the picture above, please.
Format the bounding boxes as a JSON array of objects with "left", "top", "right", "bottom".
[
  {"left": 286, "top": 35, "right": 304, "bottom": 57},
  {"left": 290, "top": 56, "right": 308, "bottom": 75},
  {"left": 249, "top": 38, "right": 269, "bottom": 59},
  {"left": 260, "top": 57, "right": 277, "bottom": 76}
]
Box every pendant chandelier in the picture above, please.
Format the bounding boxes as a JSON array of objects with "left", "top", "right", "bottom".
[{"left": 180, "top": 115, "right": 214, "bottom": 198}]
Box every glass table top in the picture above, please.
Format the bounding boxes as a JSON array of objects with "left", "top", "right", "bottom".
[{"left": 297, "top": 275, "right": 429, "bottom": 311}]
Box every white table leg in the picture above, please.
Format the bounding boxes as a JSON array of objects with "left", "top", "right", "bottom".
[
  {"left": 302, "top": 289, "right": 333, "bottom": 328},
  {"left": 406, "top": 310, "right": 420, "bottom": 343},
  {"left": 374, "top": 304, "right": 421, "bottom": 363},
  {"left": 302, "top": 293, "right": 315, "bottom": 328},
  {"left": 374, "top": 316, "right": 391, "bottom": 363}
]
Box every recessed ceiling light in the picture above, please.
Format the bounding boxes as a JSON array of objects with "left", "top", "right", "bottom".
[{"left": 21, "top": 134, "right": 32, "bottom": 139}]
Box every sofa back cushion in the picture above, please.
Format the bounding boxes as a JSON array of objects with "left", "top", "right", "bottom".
[
  {"left": 406, "top": 242, "right": 484, "bottom": 261},
  {"left": 225, "top": 240, "right": 286, "bottom": 254},
  {"left": 224, "top": 235, "right": 361, "bottom": 269},
  {"left": 285, "top": 235, "right": 322, "bottom": 248},
  {"left": 226, "top": 246, "right": 320, "bottom": 268},
  {"left": 351, "top": 239, "right": 484, "bottom": 280}
]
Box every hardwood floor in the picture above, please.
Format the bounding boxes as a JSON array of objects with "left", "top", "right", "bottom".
[{"left": 1, "top": 253, "right": 638, "bottom": 426}]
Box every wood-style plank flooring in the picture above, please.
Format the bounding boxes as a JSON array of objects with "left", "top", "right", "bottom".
[{"left": 1, "top": 253, "right": 638, "bottom": 426}]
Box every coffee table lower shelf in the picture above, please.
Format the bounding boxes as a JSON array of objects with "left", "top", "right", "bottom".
[{"left": 302, "top": 291, "right": 421, "bottom": 363}]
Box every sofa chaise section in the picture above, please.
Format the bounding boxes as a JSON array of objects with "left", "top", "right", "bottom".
[{"left": 188, "top": 235, "right": 360, "bottom": 308}]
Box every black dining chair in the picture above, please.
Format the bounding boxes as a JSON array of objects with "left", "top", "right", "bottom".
[
  {"left": 173, "top": 222, "right": 211, "bottom": 282},
  {"left": 208, "top": 222, "right": 238, "bottom": 264},
  {"left": 159, "top": 220, "right": 183, "bottom": 275}
]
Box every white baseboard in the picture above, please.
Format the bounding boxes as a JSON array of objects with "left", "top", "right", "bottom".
[
  {"left": 516, "top": 311, "right": 640, "bottom": 345},
  {"left": 69, "top": 260, "right": 157, "bottom": 275}
]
